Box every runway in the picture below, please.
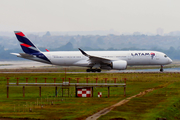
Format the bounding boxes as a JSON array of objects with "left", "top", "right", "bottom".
[
  {"left": 0, "top": 70, "right": 180, "bottom": 74},
  {"left": 0, "top": 61, "right": 52, "bottom": 69},
  {"left": 0, "top": 61, "right": 179, "bottom": 73}
]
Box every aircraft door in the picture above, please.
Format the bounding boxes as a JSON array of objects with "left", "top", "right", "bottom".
[
  {"left": 155, "top": 53, "right": 159, "bottom": 60},
  {"left": 150, "top": 52, "right": 159, "bottom": 64},
  {"left": 47, "top": 54, "right": 51, "bottom": 61},
  {"left": 45, "top": 54, "right": 52, "bottom": 63}
]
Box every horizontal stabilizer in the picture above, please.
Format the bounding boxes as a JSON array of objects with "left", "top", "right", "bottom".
[
  {"left": 11, "top": 53, "right": 20, "bottom": 56},
  {"left": 11, "top": 53, "right": 34, "bottom": 58}
]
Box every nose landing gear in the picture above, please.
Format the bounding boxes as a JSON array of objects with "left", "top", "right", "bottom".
[{"left": 160, "top": 65, "right": 163, "bottom": 72}]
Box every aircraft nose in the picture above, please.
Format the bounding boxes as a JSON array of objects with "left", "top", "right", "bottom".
[{"left": 168, "top": 58, "right": 173, "bottom": 64}]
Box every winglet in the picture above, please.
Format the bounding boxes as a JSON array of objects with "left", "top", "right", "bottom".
[
  {"left": 46, "top": 49, "right": 50, "bottom": 52},
  {"left": 78, "top": 48, "right": 89, "bottom": 57}
]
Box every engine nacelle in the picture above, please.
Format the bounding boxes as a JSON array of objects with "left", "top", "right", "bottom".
[{"left": 111, "top": 60, "right": 127, "bottom": 70}]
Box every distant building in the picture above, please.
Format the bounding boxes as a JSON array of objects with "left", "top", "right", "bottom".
[
  {"left": 168, "top": 31, "right": 180, "bottom": 36},
  {"left": 157, "top": 28, "right": 164, "bottom": 36},
  {"left": 43, "top": 31, "right": 51, "bottom": 37},
  {"left": 133, "top": 32, "right": 141, "bottom": 35}
]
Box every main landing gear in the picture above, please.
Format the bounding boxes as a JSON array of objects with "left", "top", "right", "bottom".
[
  {"left": 86, "top": 69, "right": 101, "bottom": 72},
  {"left": 160, "top": 65, "right": 163, "bottom": 72}
]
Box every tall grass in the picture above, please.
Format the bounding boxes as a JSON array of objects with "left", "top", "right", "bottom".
[{"left": 0, "top": 72, "right": 179, "bottom": 119}]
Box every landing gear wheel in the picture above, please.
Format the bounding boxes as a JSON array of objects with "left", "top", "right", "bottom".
[
  {"left": 86, "top": 68, "right": 101, "bottom": 72},
  {"left": 160, "top": 65, "right": 163, "bottom": 72},
  {"left": 97, "top": 69, "right": 101, "bottom": 72},
  {"left": 86, "top": 69, "right": 91, "bottom": 72}
]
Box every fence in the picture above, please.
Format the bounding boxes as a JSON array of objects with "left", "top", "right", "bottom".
[{"left": 6, "top": 77, "right": 127, "bottom": 98}]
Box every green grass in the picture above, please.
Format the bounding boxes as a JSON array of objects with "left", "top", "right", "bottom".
[
  {"left": 99, "top": 74, "right": 180, "bottom": 120},
  {"left": 0, "top": 72, "right": 180, "bottom": 119}
]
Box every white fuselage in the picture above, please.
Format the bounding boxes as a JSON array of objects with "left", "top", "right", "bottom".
[{"left": 42, "top": 51, "right": 172, "bottom": 67}]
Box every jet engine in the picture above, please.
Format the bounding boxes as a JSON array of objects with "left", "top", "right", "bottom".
[{"left": 111, "top": 60, "right": 127, "bottom": 70}]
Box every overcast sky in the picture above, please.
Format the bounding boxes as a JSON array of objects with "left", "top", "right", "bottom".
[{"left": 0, "top": 0, "right": 180, "bottom": 34}]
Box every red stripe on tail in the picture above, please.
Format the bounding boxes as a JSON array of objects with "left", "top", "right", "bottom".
[
  {"left": 16, "top": 32, "right": 25, "bottom": 37},
  {"left": 21, "top": 43, "right": 31, "bottom": 47}
]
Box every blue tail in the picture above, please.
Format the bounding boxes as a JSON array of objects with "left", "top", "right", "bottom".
[{"left": 14, "top": 31, "right": 41, "bottom": 54}]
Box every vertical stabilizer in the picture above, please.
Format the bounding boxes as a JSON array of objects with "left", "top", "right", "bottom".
[{"left": 14, "top": 31, "right": 41, "bottom": 54}]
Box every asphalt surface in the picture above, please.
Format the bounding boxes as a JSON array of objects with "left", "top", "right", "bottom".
[{"left": 0, "top": 61, "right": 179, "bottom": 73}]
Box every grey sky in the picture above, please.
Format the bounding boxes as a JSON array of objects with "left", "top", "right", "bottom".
[{"left": 0, "top": 0, "right": 180, "bottom": 34}]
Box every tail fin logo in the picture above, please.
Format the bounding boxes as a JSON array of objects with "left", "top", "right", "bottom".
[
  {"left": 150, "top": 52, "right": 155, "bottom": 59},
  {"left": 15, "top": 31, "right": 41, "bottom": 54}
]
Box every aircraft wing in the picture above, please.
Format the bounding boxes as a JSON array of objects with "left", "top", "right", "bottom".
[{"left": 78, "top": 48, "right": 112, "bottom": 68}]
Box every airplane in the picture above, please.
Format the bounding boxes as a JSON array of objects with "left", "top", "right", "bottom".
[{"left": 12, "top": 31, "right": 172, "bottom": 72}]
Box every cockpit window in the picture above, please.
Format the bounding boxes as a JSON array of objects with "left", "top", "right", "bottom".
[{"left": 164, "top": 55, "right": 167, "bottom": 57}]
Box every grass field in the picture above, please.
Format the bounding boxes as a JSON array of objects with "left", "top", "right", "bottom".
[{"left": 0, "top": 72, "right": 180, "bottom": 119}]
